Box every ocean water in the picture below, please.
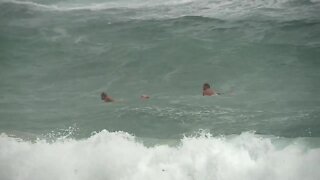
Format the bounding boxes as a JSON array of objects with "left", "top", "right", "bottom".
[{"left": 1, "top": 0, "right": 320, "bottom": 179}]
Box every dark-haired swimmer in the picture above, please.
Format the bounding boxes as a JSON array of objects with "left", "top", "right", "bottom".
[
  {"left": 101, "top": 92, "right": 114, "bottom": 102},
  {"left": 203, "top": 83, "right": 220, "bottom": 96}
]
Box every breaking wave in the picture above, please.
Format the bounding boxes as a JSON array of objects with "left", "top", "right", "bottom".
[{"left": 1, "top": 130, "right": 319, "bottom": 180}]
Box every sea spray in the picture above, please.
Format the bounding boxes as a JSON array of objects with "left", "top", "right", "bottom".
[{"left": 1, "top": 131, "right": 320, "bottom": 180}]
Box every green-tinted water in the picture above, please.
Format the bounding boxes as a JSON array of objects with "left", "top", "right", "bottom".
[{"left": 1, "top": 0, "right": 320, "bottom": 179}]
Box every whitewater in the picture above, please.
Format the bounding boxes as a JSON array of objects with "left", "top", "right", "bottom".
[
  {"left": 1, "top": 0, "right": 320, "bottom": 179},
  {"left": 1, "top": 131, "right": 320, "bottom": 180}
]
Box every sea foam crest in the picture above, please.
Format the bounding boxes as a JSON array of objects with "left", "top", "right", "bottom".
[
  {"left": 0, "top": 130, "right": 320, "bottom": 180},
  {"left": 0, "top": 0, "right": 313, "bottom": 12},
  {"left": 0, "top": 0, "right": 194, "bottom": 11},
  {"left": 1, "top": 0, "right": 318, "bottom": 22}
]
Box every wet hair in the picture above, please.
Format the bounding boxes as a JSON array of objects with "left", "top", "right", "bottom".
[
  {"left": 203, "top": 83, "right": 210, "bottom": 90},
  {"left": 101, "top": 92, "right": 107, "bottom": 100}
]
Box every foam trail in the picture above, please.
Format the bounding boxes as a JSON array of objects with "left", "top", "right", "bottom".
[
  {"left": 0, "top": 0, "right": 194, "bottom": 11},
  {"left": 1, "top": 0, "right": 317, "bottom": 14},
  {"left": 1, "top": 131, "right": 319, "bottom": 180},
  {"left": 0, "top": 0, "right": 59, "bottom": 10}
]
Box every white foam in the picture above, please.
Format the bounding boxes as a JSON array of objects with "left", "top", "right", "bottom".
[
  {"left": 1, "top": 0, "right": 59, "bottom": 10},
  {"left": 0, "top": 0, "right": 195, "bottom": 11},
  {"left": 1, "top": 0, "right": 318, "bottom": 23},
  {"left": 0, "top": 131, "right": 319, "bottom": 180},
  {"left": 1, "top": 0, "right": 315, "bottom": 17}
]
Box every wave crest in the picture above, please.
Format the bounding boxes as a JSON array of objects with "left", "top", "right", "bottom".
[
  {"left": 1, "top": 0, "right": 319, "bottom": 21},
  {"left": 1, "top": 131, "right": 319, "bottom": 180}
]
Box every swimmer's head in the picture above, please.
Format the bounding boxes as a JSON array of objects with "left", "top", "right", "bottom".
[
  {"left": 203, "top": 83, "right": 210, "bottom": 90},
  {"left": 101, "top": 92, "right": 107, "bottom": 100}
]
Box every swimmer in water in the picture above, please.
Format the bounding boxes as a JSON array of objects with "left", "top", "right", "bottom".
[
  {"left": 140, "top": 95, "right": 150, "bottom": 100},
  {"left": 101, "top": 92, "right": 114, "bottom": 102},
  {"left": 202, "top": 83, "right": 218, "bottom": 96}
]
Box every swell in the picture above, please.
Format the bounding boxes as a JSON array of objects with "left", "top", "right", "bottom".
[
  {"left": 1, "top": 0, "right": 319, "bottom": 21},
  {"left": 1, "top": 0, "right": 320, "bottom": 140}
]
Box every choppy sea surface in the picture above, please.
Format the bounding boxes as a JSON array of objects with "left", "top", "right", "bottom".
[{"left": 1, "top": 0, "right": 320, "bottom": 179}]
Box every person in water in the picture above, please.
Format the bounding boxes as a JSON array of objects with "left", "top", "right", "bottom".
[
  {"left": 202, "top": 83, "right": 218, "bottom": 96},
  {"left": 101, "top": 92, "right": 114, "bottom": 102},
  {"left": 140, "top": 95, "right": 150, "bottom": 100}
]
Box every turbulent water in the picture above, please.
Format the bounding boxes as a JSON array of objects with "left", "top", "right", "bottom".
[{"left": 1, "top": 0, "right": 320, "bottom": 179}]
